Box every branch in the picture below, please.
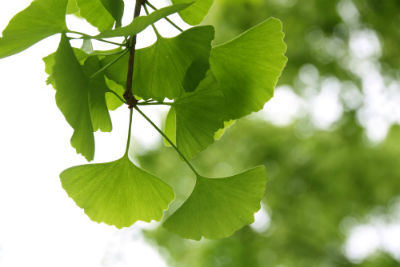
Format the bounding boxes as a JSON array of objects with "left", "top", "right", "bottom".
[{"left": 124, "top": 0, "right": 146, "bottom": 109}]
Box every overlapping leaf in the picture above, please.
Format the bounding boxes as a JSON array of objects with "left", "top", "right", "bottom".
[
  {"left": 100, "top": 0, "right": 124, "bottom": 26},
  {"left": 210, "top": 18, "right": 288, "bottom": 120},
  {"left": 0, "top": 0, "right": 67, "bottom": 59},
  {"left": 60, "top": 155, "right": 175, "bottom": 228},
  {"left": 52, "top": 34, "right": 94, "bottom": 161},
  {"left": 97, "top": 3, "right": 191, "bottom": 38},
  {"left": 83, "top": 56, "right": 112, "bottom": 132},
  {"left": 76, "top": 0, "right": 115, "bottom": 31},
  {"left": 133, "top": 26, "right": 214, "bottom": 100},
  {"left": 172, "top": 72, "right": 225, "bottom": 159},
  {"left": 164, "top": 166, "right": 267, "bottom": 240},
  {"left": 171, "top": 0, "right": 213, "bottom": 25}
]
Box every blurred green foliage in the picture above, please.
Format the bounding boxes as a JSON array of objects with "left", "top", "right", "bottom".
[{"left": 134, "top": 0, "right": 400, "bottom": 266}]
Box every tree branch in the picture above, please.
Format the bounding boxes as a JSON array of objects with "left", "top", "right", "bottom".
[{"left": 124, "top": 0, "right": 146, "bottom": 109}]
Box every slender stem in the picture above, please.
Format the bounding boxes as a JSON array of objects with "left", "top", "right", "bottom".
[
  {"left": 134, "top": 106, "right": 200, "bottom": 176},
  {"left": 145, "top": 1, "right": 183, "bottom": 32},
  {"left": 143, "top": 4, "right": 160, "bottom": 37},
  {"left": 106, "top": 90, "right": 127, "bottom": 104},
  {"left": 124, "top": 108, "right": 134, "bottom": 156},
  {"left": 90, "top": 49, "right": 129, "bottom": 79},
  {"left": 67, "top": 31, "right": 126, "bottom": 46},
  {"left": 136, "top": 102, "right": 173, "bottom": 106},
  {"left": 124, "top": 0, "right": 145, "bottom": 108}
]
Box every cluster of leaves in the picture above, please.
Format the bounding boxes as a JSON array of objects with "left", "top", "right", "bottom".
[{"left": 0, "top": 0, "right": 287, "bottom": 240}]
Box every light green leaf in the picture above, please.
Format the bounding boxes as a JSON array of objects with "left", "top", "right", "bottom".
[
  {"left": 83, "top": 56, "right": 112, "bottom": 132},
  {"left": 210, "top": 18, "right": 287, "bottom": 120},
  {"left": 81, "top": 38, "right": 93, "bottom": 54},
  {"left": 53, "top": 34, "right": 94, "bottom": 161},
  {"left": 97, "top": 3, "right": 191, "bottom": 38},
  {"left": 67, "top": 0, "right": 79, "bottom": 14},
  {"left": 105, "top": 77, "right": 125, "bottom": 110},
  {"left": 172, "top": 72, "right": 224, "bottom": 159},
  {"left": 76, "top": 0, "right": 115, "bottom": 32},
  {"left": 164, "top": 166, "right": 267, "bottom": 240},
  {"left": 100, "top": 0, "right": 124, "bottom": 26},
  {"left": 214, "top": 120, "right": 235, "bottom": 140},
  {"left": 60, "top": 155, "right": 175, "bottom": 228},
  {"left": 163, "top": 107, "right": 176, "bottom": 147},
  {"left": 171, "top": 0, "right": 213, "bottom": 25},
  {"left": 0, "top": 0, "right": 67, "bottom": 59},
  {"left": 133, "top": 26, "right": 214, "bottom": 100}
]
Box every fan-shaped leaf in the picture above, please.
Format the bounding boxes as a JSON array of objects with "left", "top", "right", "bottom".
[
  {"left": 60, "top": 155, "right": 175, "bottom": 228},
  {"left": 100, "top": 0, "right": 124, "bottom": 26},
  {"left": 53, "top": 34, "right": 94, "bottom": 161},
  {"left": 76, "top": 0, "right": 115, "bottom": 31},
  {"left": 164, "top": 166, "right": 267, "bottom": 240},
  {"left": 210, "top": 18, "right": 288, "bottom": 120},
  {"left": 171, "top": 0, "right": 213, "bottom": 25},
  {"left": 0, "top": 0, "right": 68, "bottom": 59}
]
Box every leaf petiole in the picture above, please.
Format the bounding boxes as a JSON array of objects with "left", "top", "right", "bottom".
[
  {"left": 67, "top": 31, "right": 126, "bottom": 46},
  {"left": 136, "top": 102, "right": 173, "bottom": 106},
  {"left": 145, "top": 1, "right": 184, "bottom": 32},
  {"left": 134, "top": 106, "right": 200, "bottom": 177},
  {"left": 89, "top": 49, "right": 129, "bottom": 79}
]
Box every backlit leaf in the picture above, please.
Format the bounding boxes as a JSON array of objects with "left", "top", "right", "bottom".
[
  {"left": 60, "top": 155, "right": 175, "bottom": 228},
  {"left": 53, "top": 34, "right": 94, "bottom": 161},
  {"left": 97, "top": 3, "right": 191, "bottom": 38},
  {"left": 100, "top": 0, "right": 124, "bottom": 26},
  {"left": 171, "top": 0, "right": 213, "bottom": 25},
  {"left": 164, "top": 166, "right": 267, "bottom": 240},
  {"left": 0, "top": 0, "right": 67, "bottom": 59},
  {"left": 76, "top": 0, "right": 114, "bottom": 31},
  {"left": 210, "top": 18, "right": 287, "bottom": 120},
  {"left": 133, "top": 26, "right": 214, "bottom": 100},
  {"left": 83, "top": 56, "right": 112, "bottom": 132}
]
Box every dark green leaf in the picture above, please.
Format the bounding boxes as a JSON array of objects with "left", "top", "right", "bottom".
[
  {"left": 164, "top": 166, "right": 267, "bottom": 240},
  {"left": 0, "top": 0, "right": 68, "bottom": 59}
]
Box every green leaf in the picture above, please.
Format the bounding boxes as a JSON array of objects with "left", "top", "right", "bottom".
[
  {"left": 214, "top": 120, "right": 235, "bottom": 140},
  {"left": 171, "top": 0, "right": 213, "bottom": 25},
  {"left": 163, "top": 107, "right": 176, "bottom": 147},
  {"left": 163, "top": 166, "right": 267, "bottom": 240},
  {"left": 53, "top": 34, "right": 94, "bottom": 161},
  {"left": 60, "top": 155, "right": 175, "bottom": 228},
  {"left": 67, "top": 0, "right": 79, "bottom": 14},
  {"left": 83, "top": 56, "right": 112, "bottom": 132},
  {"left": 97, "top": 3, "right": 191, "bottom": 38},
  {"left": 210, "top": 18, "right": 287, "bottom": 120},
  {"left": 0, "top": 0, "right": 67, "bottom": 59},
  {"left": 105, "top": 77, "right": 125, "bottom": 110},
  {"left": 100, "top": 0, "right": 124, "bottom": 26},
  {"left": 133, "top": 26, "right": 214, "bottom": 100},
  {"left": 172, "top": 72, "right": 224, "bottom": 159},
  {"left": 76, "top": 0, "right": 115, "bottom": 32}
]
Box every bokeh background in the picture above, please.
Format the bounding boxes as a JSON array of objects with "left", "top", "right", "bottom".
[{"left": 1, "top": 0, "right": 400, "bottom": 266}]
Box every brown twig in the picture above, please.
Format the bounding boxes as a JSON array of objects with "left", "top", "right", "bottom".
[{"left": 123, "top": 0, "right": 146, "bottom": 109}]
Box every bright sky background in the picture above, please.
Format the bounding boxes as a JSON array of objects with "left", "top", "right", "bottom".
[{"left": 1, "top": 0, "right": 400, "bottom": 266}]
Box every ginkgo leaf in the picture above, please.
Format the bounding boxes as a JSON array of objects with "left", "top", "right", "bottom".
[
  {"left": 172, "top": 72, "right": 224, "bottom": 159},
  {"left": 76, "top": 0, "right": 115, "bottom": 32},
  {"left": 171, "top": 0, "right": 213, "bottom": 25},
  {"left": 67, "top": 0, "right": 79, "bottom": 14},
  {"left": 60, "top": 155, "right": 175, "bottom": 228},
  {"left": 163, "top": 107, "right": 176, "bottom": 147},
  {"left": 0, "top": 0, "right": 67, "bottom": 59},
  {"left": 97, "top": 3, "right": 191, "bottom": 38},
  {"left": 163, "top": 166, "right": 267, "bottom": 240},
  {"left": 83, "top": 56, "right": 112, "bottom": 132},
  {"left": 105, "top": 77, "right": 125, "bottom": 110},
  {"left": 100, "top": 0, "right": 124, "bottom": 26},
  {"left": 210, "top": 18, "right": 288, "bottom": 120},
  {"left": 53, "top": 34, "right": 94, "bottom": 161},
  {"left": 133, "top": 26, "right": 214, "bottom": 100}
]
